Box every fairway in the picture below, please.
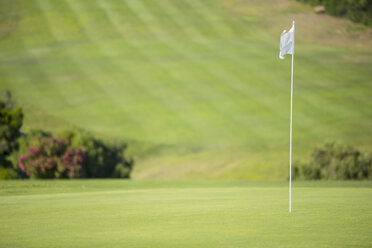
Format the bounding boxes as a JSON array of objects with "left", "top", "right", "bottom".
[
  {"left": 0, "top": 180, "right": 371, "bottom": 247},
  {"left": 1, "top": 0, "right": 372, "bottom": 180}
]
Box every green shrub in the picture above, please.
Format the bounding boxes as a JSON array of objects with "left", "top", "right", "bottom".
[
  {"left": 293, "top": 142, "right": 372, "bottom": 180},
  {"left": 0, "top": 166, "right": 19, "bottom": 179},
  {"left": 0, "top": 91, "right": 23, "bottom": 168},
  {"left": 297, "top": 0, "right": 372, "bottom": 27},
  {"left": 59, "top": 129, "right": 133, "bottom": 178},
  {"left": 17, "top": 137, "right": 86, "bottom": 179},
  {"left": 8, "top": 129, "right": 52, "bottom": 177},
  {"left": 9, "top": 129, "right": 133, "bottom": 179},
  {"left": 113, "top": 163, "right": 132, "bottom": 178}
]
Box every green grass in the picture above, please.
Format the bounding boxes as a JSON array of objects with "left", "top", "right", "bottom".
[
  {"left": 0, "top": 180, "right": 371, "bottom": 247},
  {"left": 0, "top": 0, "right": 372, "bottom": 179}
]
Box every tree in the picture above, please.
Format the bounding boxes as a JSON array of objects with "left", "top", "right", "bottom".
[{"left": 0, "top": 91, "right": 23, "bottom": 167}]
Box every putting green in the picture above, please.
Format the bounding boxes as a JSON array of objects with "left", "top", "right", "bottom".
[{"left": 0, "top": 180, "right": 371, "bottom": 247}]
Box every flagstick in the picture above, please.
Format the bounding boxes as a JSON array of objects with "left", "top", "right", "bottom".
[{"left": 289, "top": 20, "right": 295, "bottom": 213}]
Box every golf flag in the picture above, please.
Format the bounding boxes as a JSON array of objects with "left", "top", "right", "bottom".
[
  {"left": 279, "top": 22, "right": 295, "bottom": 59},
  {"left": 280, "top": 21, "right": 295, "bottom": 213}
]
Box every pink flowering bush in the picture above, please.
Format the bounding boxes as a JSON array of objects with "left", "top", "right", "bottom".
[{"left": 17, "top": 137, "right": 86, "bottom": 179}]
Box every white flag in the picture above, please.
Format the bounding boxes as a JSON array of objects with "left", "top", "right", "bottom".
[{"left": 279, "top": 22, "right": 295, "bottom": 59}]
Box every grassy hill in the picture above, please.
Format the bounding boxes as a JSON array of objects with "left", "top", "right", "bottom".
[{"left": 0, "top": 0, "right": 371, "bottom": 180}]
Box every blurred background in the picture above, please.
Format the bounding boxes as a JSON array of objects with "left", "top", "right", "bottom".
[{"left": 0, "top": 0, "right": 371, "bottom": 180}]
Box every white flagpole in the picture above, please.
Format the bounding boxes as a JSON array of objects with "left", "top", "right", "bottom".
[{"left": 289, "top": 20, "right": 295, "bottom": 213}]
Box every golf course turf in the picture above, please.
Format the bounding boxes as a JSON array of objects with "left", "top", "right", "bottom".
[
  {"left": 0, "top": 180, "right": 371, "bottom": 247},
  {"left": 1, "top": 1, "right": 372, "bottom": 247}
]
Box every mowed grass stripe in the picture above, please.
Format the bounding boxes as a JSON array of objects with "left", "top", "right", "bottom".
[
  {"left": 178, "top": 0, "right": 240, "bottom": 40},
  {"left": 54, "top": 3, "right": 151, "bottom": 136},
  {"left": 151, "top": 0, "right": 289, "bottom": 119},
  {"left": 183, "top": 23, "right": 371, "bottom": 136},
  {"left": 144, "top": 0, "right": 281, "bottom": 142},
  {"left": 181, "top": 38, "right": 322, "bottom": 138},
  {"left": 40, "top": 0, "right": 151, "bottom": 136},
  {"left": 193, "top": 0, "right": 255, "bottom": 40},
  {"left": 68, "top": 0, "right": 208, "bottom": 142},
  {"left": 33, "top": 0, "right": 103, "bottom": 108},
  {"left": 123, "top": 7, "right": 251, "bottom": 145},
  {"left": 120, "top": 0, "right": 294, "bottom": 153},
  {"left": 293, "top": 50, "right": 372, "bottom": 141},
  {"left": 114, "top": 0, "right": 234, "bottom": 143},
  {"left": 127, "top": 0, "right": 259, "bottom": 143},
  {"left": 154, "top": 0, "right": 222, "bottom": 39},
  {"left": 4, "top": 0, "right": 101, "bottom": 116},
  {"left": 63, "top": 0, "right": 176, "bottom": 139},
  {"left": 95, "top": 1, "right": 214, "bottom": 143},
  {"left": 0, "top": 0, "right": 69, "bottom": 110},
  {"left": 124, "top": 0, "right": 263, "bottom": 144},
  {"left": 33, "top": 0, "right": 138, "bottom": 135},
  {"left": 195, "top": 42, "right": 361, "bottom": 140}
]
